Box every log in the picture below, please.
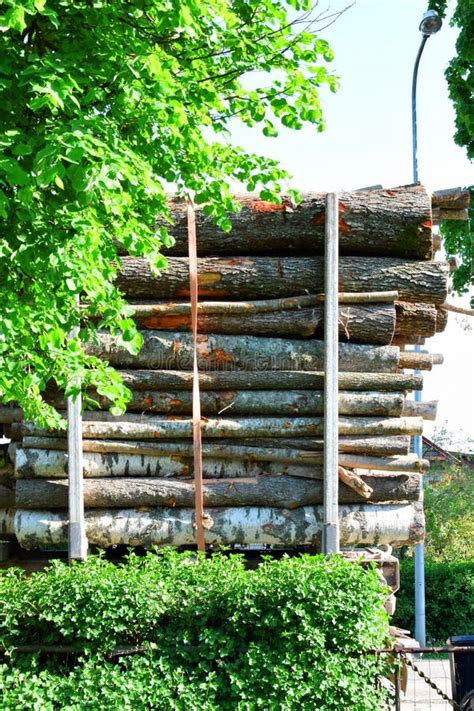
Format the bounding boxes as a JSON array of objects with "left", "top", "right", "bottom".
[
  {"left": 432, "top": 208, "right": 469, "bottom": 223},
  {"left": 0, "top": 483, "right": 14, "bottom": 508},
  {"left": 90, "top": 331, "right": 406, "bottom": 372},
  {"left": 402, "top": 400, "right": 438, "bottom": 421},
  {"left": 128, "top": 292, "right": 400, "bottom": 317},
  {"left": 47, "top": 390, "right": 407, "bottom": 417},
  {"left": 115, "top": 255, "right": 448, "bottom": 304},
  {"left": 157, "top": 185, "right": 433, "bottom": 258},
  {"left": 0, "top": 509, "right": 15, "bottom": 537},
  {"left": 15, "top": 415, "right": 424, "bottom": 440},
  {"left": 12, "top": 502, "right": 425, "bottom": 548},
  {"left": 398, "top": 351, "right": 433, "bottom": 370},
  {"left": 395, "top": 302, "right": 437, "bottom": 337},
  {"left": 435, "top": 307, "right": 449, "bottom": 332},
  {"left": 15, "top": 472, "right": 422, "bottom": 509},
  {"left": 14, "top": 448, "right": 321, "bottom": 480},
  {"left": 338, "top": 467, "right": 372, "bottom": 499},
  {"left": 117, "top": 370, "right": 424, "bottom": 392},
  {"left": 0, "top": 374, "right": 425, "bottom": 427},
  {"left": 130, "top": 302, "right": 396, "bottom": 344},
  {"left": 14, "top": 446, "right": 425, "bottom": 480},
  {"left": 22, "top": 434, "right": 412, "bottom": 456},
  {"left": 432, "top": 187, "right": 470, "bottom": 209}
]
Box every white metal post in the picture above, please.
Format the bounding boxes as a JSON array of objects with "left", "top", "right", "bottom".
[
  {"left": 67, "top": 302, "right": 88, "bottom": 561},
  {"left": 323, "top": 192, "right": 340, "bottom": 554}
]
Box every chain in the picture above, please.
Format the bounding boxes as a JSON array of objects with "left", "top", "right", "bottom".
[{"left": 400, "top": 652, "right": 459, "bottom": 710}]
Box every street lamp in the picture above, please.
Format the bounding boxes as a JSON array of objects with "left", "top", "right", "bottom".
[{"left": 411, "top": 8, "right": 442, "bottom": 647}]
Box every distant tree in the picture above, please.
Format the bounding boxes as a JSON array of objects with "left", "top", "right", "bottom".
[
  {"left": 429, "top": 0, "right": 473, "bottom": 301},
  {"left": 0, "top": 1, "right": 342, "bottom": 427},
  {"left": 424, "top": 465, "right": 474, "bottom": 562}
]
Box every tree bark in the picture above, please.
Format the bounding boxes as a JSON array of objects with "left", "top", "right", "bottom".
[
  {"left": 115, "top": 255, "right": 448, "bottom": 304},
  {"left": 15, "top": 472, "right": 422, "bottom": 509},
  {"left": 0, "top": 483, "right": 14, "bottom": 508},
  {"left": 395, "top": 302, "right": 438, "bottom": 337},
  {"left": 435, "top": 306, "right": 448, "bottom": 333},
  {"left": 16, "top": 415, "right": 424, "bottom": 441},
  {"left": 117, "top": 369, "right": 424, "bottom": 392},
  {"left": 89, "top": 331, "right": 405, "bottom": 372},
  {"left": 156, "top": 186, "right": 433, "bottom": 258},
  {"left": 12, "top": 502, "right": 425, "bottom": 548},
  {"left": 46, "top": 390, "right": 407, "bottom": 417},
  {"left": 21, "top": 434, "right": 411, "bottom": 457},
  {"left": 432, "top": 187, "right": 470, "bottom": 209},
  {"left": 402, "top": 400, "right": 438, "bottom": 420},
  {"left": 130, "top": 302, "right": 396, "bottom": 344},
  {"left": 13, "top": 448, "right": 318, "bottom": 480}
]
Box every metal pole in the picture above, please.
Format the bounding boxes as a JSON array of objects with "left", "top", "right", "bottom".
[
  {"left": 67, "top": 297, "right": 88, "bottom": 562},
  {"left": 412, "top": 33, "right": 428, "bottom": 647},
  {"left": 322, "top": 192, "right": 340, "bottom": 554},
  {"left": 412, "top": 35, "right": 428, "bottom": 185}
]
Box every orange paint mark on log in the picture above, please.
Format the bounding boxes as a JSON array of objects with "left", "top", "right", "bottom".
[
  {"left": 199, "top": 272, "right": 222, "bottom": 285},
  {"left": 251, "top": 200, "right": 286, "bottom": 213},
  {"left": 212, "top": 349, "right": 234, "bottom": 365},
  {"left": 310, "top": 211, "right": 325, "bottom": 226},
  {"left": 421, "top": 220, "right": 433, "bottom": 229},
  {"left": 143, "top": 395, "right": 154, "bottom": 407},
  {"left": 338, "top": 201, "right": 350, "bottom": 235},
  {"left": 172, "top": 340, "right": 181, "bottom": 353},
  {"left": 144, "top": 315, "right": 190, "bottom": 330},
  {"left": 169, "top": 399, "right": 183, "bottom": 408}
]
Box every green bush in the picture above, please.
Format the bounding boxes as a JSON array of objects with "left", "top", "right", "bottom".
[
  {"left": 394, "top": 559, "right": 474, "bottom": 644},
  {"left": 0, "top": 551, "right": 393, "bottom": 710}
]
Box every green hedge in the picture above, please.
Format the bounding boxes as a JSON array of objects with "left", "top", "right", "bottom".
[
  {"left": 0, "top": 551, "right": 393, "bottom": 710},
  {"left": 394, "top": 559, "right": 474, "bottom": 644}
]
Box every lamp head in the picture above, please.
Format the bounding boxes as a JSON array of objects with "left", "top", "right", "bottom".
[{"left": 419, "top": 10, "right": 442, "bottom": 36}]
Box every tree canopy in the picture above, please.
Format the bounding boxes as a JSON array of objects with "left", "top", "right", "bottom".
[
  {"left": 429, "top": 0, "right": 473, "bottom": 301},
  {"left": 0, "top": 0, "right": 339, "bottom": 427}
]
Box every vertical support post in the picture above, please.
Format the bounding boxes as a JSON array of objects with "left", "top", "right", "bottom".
[
  {"left": 67, "top": 297, "right": 87, "bottom": 562},
  {"left": 323, "top": 192, "right": 340, "bottom": 554},
  {"left": 414, "top": 385, "right": 426, "bottom": 645}
]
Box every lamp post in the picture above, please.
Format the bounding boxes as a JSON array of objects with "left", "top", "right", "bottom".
[{"left": 411, "top": 8, "right": 442, "bottom": 647}]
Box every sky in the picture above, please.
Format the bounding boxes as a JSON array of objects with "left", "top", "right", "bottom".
[{"left": 229, "top": 0, "right": 473, "bottom": 449}]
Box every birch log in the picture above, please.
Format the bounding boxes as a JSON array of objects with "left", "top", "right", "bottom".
[
  {"left": 13, "top": 502, "right": 425, "bottom": 548},
  {"left": 14, "top": 439, "right": 426, "bottom": 478},
  {"left": 116, "top": 256, "right": 448, "bottom": 304},
  {"left": 89, "top": 331, "right": 405, "bottom": 372},
  {"left": 15, "top": 473, "right": 422, "bottom": 509},
  {"left": 15, "top": 415, "right": 424, "bottom": 441},
  {"left": 46, "top": 390, "right": 407, "bottom": 417},
  {"left": 21, "top": 434, "right": 412, "bottom": 456},
  {"left": 14, "top": 448, "right": 319, "bottom": 480},
  {"left": 130, "top": 303, "right": 396, "bottom": 344},
  {"left": 156, "top": 186, "right": 433, "bottom": 258}
]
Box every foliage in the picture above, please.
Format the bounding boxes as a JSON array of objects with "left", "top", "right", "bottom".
[
  {"left": 0, "top": 551, "right": 393, "bottom": 710},
  {"left": 439, "top": 186, "right": 473, "bottom": 304},
  {"left": 423, "top": 465, "right": 474, "bottom": 563},
  {"left": 429, "top": 0, "right": 474, "bottom": 158},
  {"left": 0, "top": 1, "right": 339, "bottom": 428},
  {"left": 428, "top": 0, "right": 473, "bottom": 298},
  {"left": 394, "top": 559, "right": 474, "bottom": 644}
]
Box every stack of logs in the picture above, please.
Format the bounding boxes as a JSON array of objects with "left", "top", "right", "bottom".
[{"left": 0, "top": 185, "right": 468, "bottom": 551}]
